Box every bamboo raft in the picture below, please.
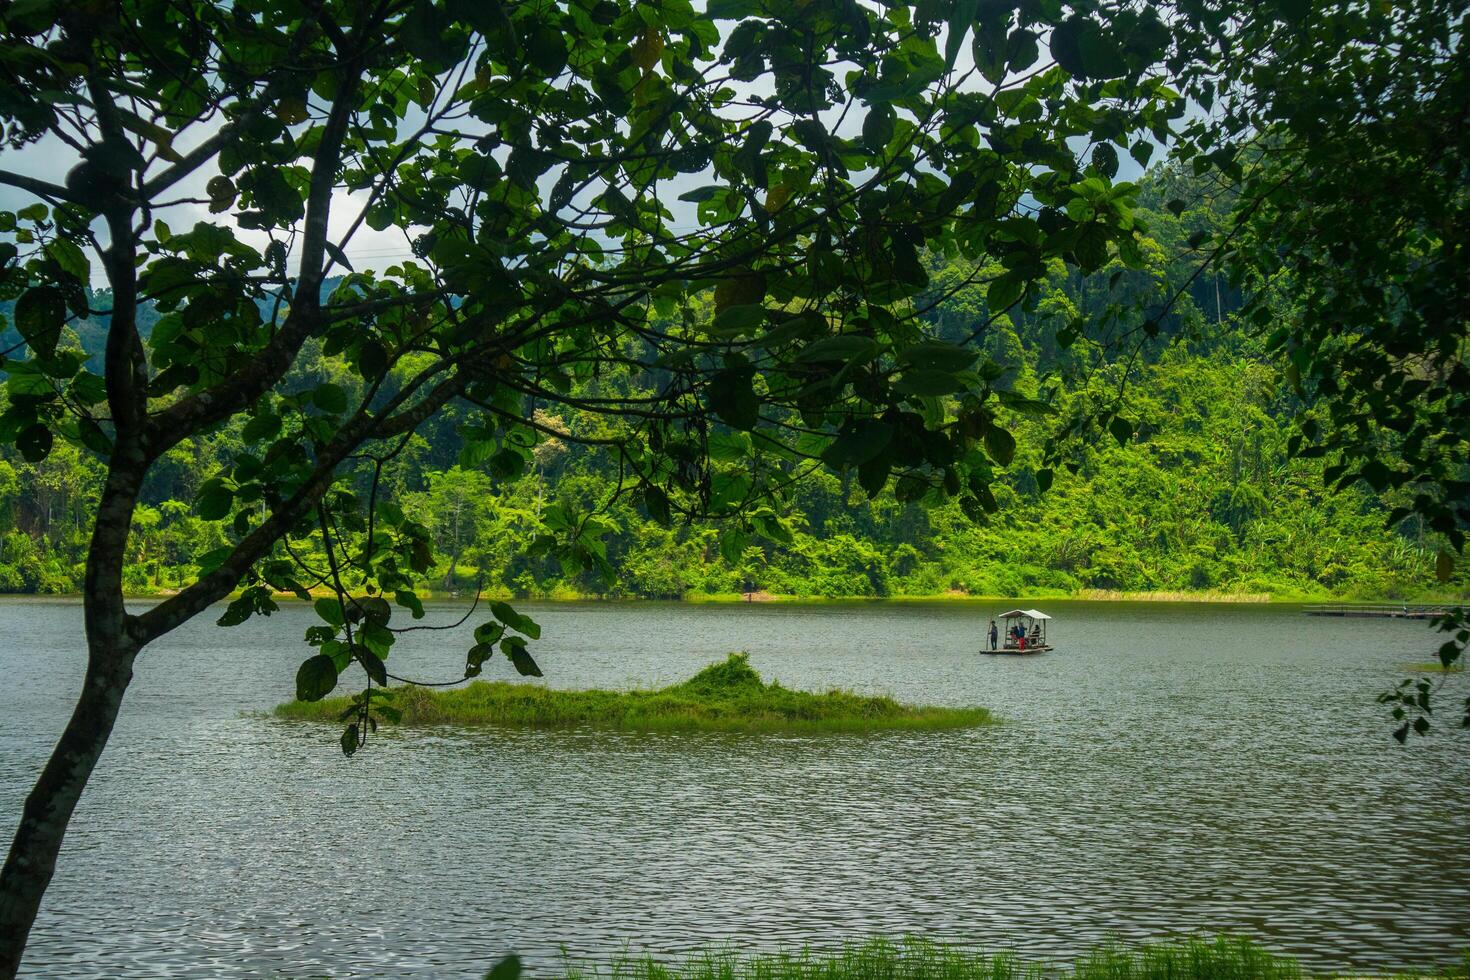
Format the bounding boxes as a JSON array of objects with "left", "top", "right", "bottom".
[
  {"left": 979, "top": 608, "right": 1054, "bottom": 655},
  {"left": 978, "top": 644, "right": 1053, "bottom": 656}
]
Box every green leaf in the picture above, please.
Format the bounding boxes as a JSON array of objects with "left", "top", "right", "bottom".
[
  {"left": 206, "top": 175, "right": 236, "bottom": 213},
  {"left": 396, "top": 589, "right": 426, "bottom": 619},
  {"left": 1075, "top": 224, "right": 1110, "bottom": 273},
  {"left": 241, "top": 412, "right": 282, "bottom": 443},
  {"left": 1078, "top": 27, "right": 1127, "bottom": 79},
  {"left": 643, "top": 486, "right": 672, "bottom": 526},
  {"left": 526, "top": 23, "right": 569, "bottom": 75},
  {"left": 1007, "top": 29, "right": 1039, "bottom": 71},
  {"left": 1049, "top": 18, "right": 1088, "bottom": 78},
  {"left": 490, "top": 600, "right": 541, "bottom": 639},
  {"left": 984, "top": 425, "right": 1016, "bottom": 466},
  {"left": 359, "top": 619, "right": 395, "bottom": 657},
  {"left": 900, "top": 341, "right": 976, "bottom": 372},
  {"left": 508, "top": 646, "right": 543, "bottom": 677},
  {"left": 45, "top": 239, "right": 89, "bottom": 282},
  {"left": 312, "top": 383, "right": 349, "bottom": 413},
  {"left": 1275, "top": 0, "right": 1310, "bottom": 22},
  {"left": 710, "top": 470, "right": 752, "bottom": 510},
  {"left": 795, "top": 335, "right": 880, "bottom": 363},
  {"left": 895, "top": 369, "right": 966, "bottom": 396},
  {"left": 358, "top": 340, "right": 389, "bottom": 380},
  {"left": 196, "top": 480, "right": 234, "bottom": 520},
  {"left": 857, "top": 452, "right": 891, "bottom": 498},
  {"left": 1359, "top": 459, "right": 1393, "bottom": 492},
  {"left": 357, "top": 647, "right": 388, "bottom": 686},
  {"left": 1035, "top": 467, "right": 1054, "bottom": 493},
  {"left": 73, "top": 418, "right": 112, "bottom": 457},
  {"left": 243, "top": 166, "right": 304, "bottom": 222},
  {"left": 711, "top": 304, "right": 766, "bottom": 337},
  {"left": 314, "top": 597, "right": 347, "bottom": 627},
  {"left": 820, "top": 420, "right": 893, "bottom": 468},
  {"left": 216, "top": 596, "right": 254, "bottom": 628},
  {"left": 709, "top": 431, "right": 753, "bottom": 462},
  {"left": 14, "top": 286, "right": 66, "bottom": 359},
  {"left": 485, "top": 955, "right": 523, "bottom": 980},
  {"left": 1108, "top": 416, "right": 1134, "bottom": 446},
  {"left": 296, "top": 654, "right": 339, "bottom": 701},
  {"left": 734, "top": 120, "right": 772, "bottom": 187},
  {"left": 862, "top": 105, "right": 895, "bottom": 152},
  {"left": 677, "top": 185, "right": 724, "bottom": 203},
  {"left": 17, "top": 424, "right": 53, "bottom": 462},
  {"left": 945, "top": 0, "right": 978, "bottom": 71},
  {"left": 708, "top": 367, "right": 760, "bottom": 430},
  {"left": 194, "top": 546, "right": 232, "bottom": 573},
  {"left": 4, "top": 363, "right": 51, "bottom": 398},
  {"left": 490, "top": 447, "right": 526, "bottom": 479},
  {"left": 340, "top": 723, "right": 359, "bottom": 756},
  {"left": 987, "top": 272, "right": 1025, "bottom": 312},
  {"left": 719, "top": 528, "right": 747, "bottom": 565}
]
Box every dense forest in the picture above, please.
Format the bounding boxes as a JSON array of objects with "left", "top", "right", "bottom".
[{"left": 0, "top": 169, "right": 1448, "bottom": 602}]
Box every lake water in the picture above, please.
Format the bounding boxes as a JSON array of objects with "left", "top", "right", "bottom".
[{"left": 1, "top": 598, "right": 1467, "bottom": 978}]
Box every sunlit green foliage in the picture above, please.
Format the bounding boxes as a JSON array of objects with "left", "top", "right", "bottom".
[{"left": 3, "top": 166, "right": 1456, "bottom": 603}]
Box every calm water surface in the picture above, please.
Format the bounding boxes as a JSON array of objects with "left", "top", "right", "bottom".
[{"left": 1, "top": 599, "right": 1466, "bottom": 978}]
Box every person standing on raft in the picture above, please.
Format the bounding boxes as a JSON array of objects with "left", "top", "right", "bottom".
[{"left": 988, "top": 619, "right": 999, "bottom": 650}]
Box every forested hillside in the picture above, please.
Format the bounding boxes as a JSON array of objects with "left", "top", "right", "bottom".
[{"left": 0, "top": 169, "right": 1447, "bottom": 601}]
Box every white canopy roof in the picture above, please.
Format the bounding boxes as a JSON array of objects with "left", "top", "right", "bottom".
[{"left": 998, "top": 608, "right": 1051, "bottom": 620}]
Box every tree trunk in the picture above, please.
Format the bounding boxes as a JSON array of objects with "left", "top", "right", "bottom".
[
  {"left": 0, "top": 632, "right": 136, "bottom": 979},
  {"left": 0, "top": 444, "right": 144, "bottom": 978}
]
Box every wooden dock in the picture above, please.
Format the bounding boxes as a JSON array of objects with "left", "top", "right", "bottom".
[{"left": 1303, "top": 603, "right": 1453, "bottom": 620}]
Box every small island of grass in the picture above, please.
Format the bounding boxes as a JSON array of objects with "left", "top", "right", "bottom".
[{"left": 275, "top": 653, "right": 996, "bottom": 734}]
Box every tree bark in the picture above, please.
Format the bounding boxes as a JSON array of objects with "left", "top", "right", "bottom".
[{"left": 0, "top": 633, "right": 137, "bottom": 979}]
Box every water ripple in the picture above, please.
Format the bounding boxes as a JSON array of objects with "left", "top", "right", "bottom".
[{"left": 0, "top": 599, "right": 1466, "bottom": 977}]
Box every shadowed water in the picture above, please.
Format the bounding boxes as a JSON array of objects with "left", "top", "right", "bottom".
[{"left": 1, "top": 598, "right": 1466, "bottom": 978}]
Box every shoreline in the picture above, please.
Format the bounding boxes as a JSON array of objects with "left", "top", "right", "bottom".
[{"left": 2, "top": 589, "right": 1465, "bottom": 606}]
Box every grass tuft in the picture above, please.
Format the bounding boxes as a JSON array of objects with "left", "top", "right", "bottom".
[
  {"left": 274, "top": 654, "right": 996, "bottom": 734},
  {"left": 554, "top": 936, "right": 1468, "bottom": 980}
]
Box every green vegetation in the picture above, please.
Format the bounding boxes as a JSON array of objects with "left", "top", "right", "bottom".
[
  {"left": 1406, "top": 663, "right": 1466, "bottom": 674},
  {"left": 276, "top": 653, "right": 994, "bottom": 734},
  {"left": 553, "top": 937, "right": 1469, "bottom": 980},
  {"left": 3, "top": 181, "right": 1459, "bottom": 603}
]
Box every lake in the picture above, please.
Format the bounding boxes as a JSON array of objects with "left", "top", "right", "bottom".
[{"left": 1, "top": 598, "right": 1467, "bottom": 978}]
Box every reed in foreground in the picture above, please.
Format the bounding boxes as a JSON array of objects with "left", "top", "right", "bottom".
[
  {"left": 275, "top": 654, "right": 996, "bottom": 734},
  {"left": 554, "top": 936, "right": 1468, "bottom": 980}
]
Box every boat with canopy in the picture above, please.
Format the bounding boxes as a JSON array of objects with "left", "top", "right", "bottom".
[{"left": 981, "top": 609, "right": 1053, "bottom": 654}]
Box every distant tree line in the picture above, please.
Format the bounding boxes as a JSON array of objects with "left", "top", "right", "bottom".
[{"left": 0, "top": 169, "right": 1451, "bottom": 601}]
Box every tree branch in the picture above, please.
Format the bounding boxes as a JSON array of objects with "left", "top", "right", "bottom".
[{"left": 0, "top": 169, "right": 71, "bottom": 202}]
